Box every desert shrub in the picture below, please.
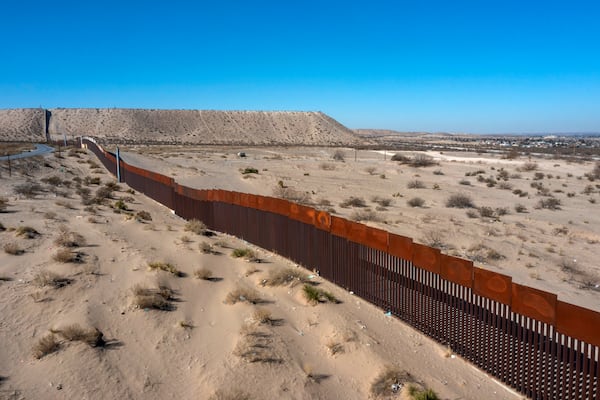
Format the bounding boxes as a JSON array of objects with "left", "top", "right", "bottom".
[
  {"left": 32, "top": 270, "right": 70, "bottom": 288},
  {"left": 370, "top": 366, "right": 411, "bottom": 397},
  {"left": 302, "top": 284, "right": 338, "bottom": 305},
  {"left": 458, "top": 179, "right": 471, "bottom": 186},
  {"left": 16, "top": 226, "right": 39, "bottom": 239},
  {"left": 537, "top": 198, "right": 562, "bottom": 210},
  {"left": 14, "top": 182, "right": 43, "bottom": 198},
  {"left": 407, "top": 197, "right": 425, "bottom": 207},
  {"left": 272, "top": 186, "right": 311, "bottom": 204},
  {"left": 582, "top": 185, "right": 596, "bottom": 195},
  {"left": 53, "top": 248, "right": 80, "bottom": 263},
  {"left": 465, "top": 169, "right": 485, "bottom": 176},
  {"left": 409, "top": 154, "right": 436, "bottom": 167},
  {"left": 365, "top": 166, "right": 377, "bottom": 175},
  {"left": 495, "top": 207, "right": 509, "bottom": 216},
  {"left": 32, "top": 334, "right": 60, "bottom": 359},
  {"left": 136, "top": 210, "right": 152, "bottom": 221},
  {"left": 185, "top": 219, "right": 207, "bottom": 235},
  {"left": 54, "top": 324, "right": 105, "bottom": 347},
  {"left": 339, "top": 196, "right": 366, "bottom": 208},
  {"left": 445, "top": 194, "right": 475, "bottom": 208},
  {"left": 468, "top": 243, "right": 505, "bottom": 262},
  {"left": 194, "top": 267, "right": 213, "bottom": 280},
  {"left": 519, "top": 162, "right": 538, "bottom": 171},
  {"left": 422, "top": 230, "right": 446, "bottom": 249},
  {"left": 496, "top": 169, "right": 510, "bottom": 180},
  {"left": 208, "top": 389, "right": 252, "bottom": 400},
  {"left": 350, "top": 209, "right": 381, "bottom": 222},
  {"left": 133, "top": 290, "right": 171, "bottom": 310},
  {"left": 54, "top": 225, "right": 86, "bottom": 247},
  {"left": 407, "top": 180, "right": 426, "bottom": 189},
  {"left": 319, "top": 163, "right": 336, "bottom": 171},
  {"left": 199, "top": 241, "right": 215, "bottom": 254},
  {"left": 408, "top": 386, "right": 439, "bottom": 400},
  {"left": 390, "top": 153, "right": 410, "bottom": 163},
  {"left": 432, "top": 169, "right": 444, "bottom": 175},
  {"left": 83, "top": 176, "right": 101, "bottom": 185},
  {"left": 465, "top": 210, "right": 478, "bottom": 218},
  {"left": 180, "top": 235, "right": 192, "bottom": 244},
  {"left": 225, "top": 286, "right": 262, "bottom": 304},
  {"left": 264, "top": 268, "right": 307, "bottom": 287},
  {"left": 253, "top": 308, "right": 274, "bottom": 325},
  {"left": 231, "top": 248, "right": 257, "bottom": 261},
  {"left": 592, "top": 162, "right": 600, "bottom": 179},
  {"left": 113, "top": 199, "right": 128, "bottom": 211},
  {"left": 534, "top": 172, "right": 545, "bottom": 180},
  {"left": 332, "top": 150, "right": 345, "bottom": 161},
  {"left": 478, "top": 206, "right": 495, "bottom": 218},
  {"left": 148, "top": 261, "right": 182, "bottom": 276},
  {"left": 41, "top": 175, "right": 63, "bottom": 186},
  {"left": 497, "top": 182, "right": 513, "bottom": 190},
  {"left": 4, "top": 242, "right": 23, "bottom": 255},
  {"left": 241, "top": 167, "right": 259, "bottom": 174},
  {"left": 370, "top": 196, "right": 392, "bottom": 207}
]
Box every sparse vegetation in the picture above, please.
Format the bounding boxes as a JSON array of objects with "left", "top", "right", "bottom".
[
  {"left": 407, "top": 180, "right": 426, "bottom": 189},
  {"left": 371, "top": 196, "right": 392, "bottom": 207},
  {"left": 263, "top": 268, "right": 307, "bottom": 287},
  {"left": 13, "top": 182, "right": 43, "bottom": 198},
  {"left": 445, "top": 194, "right": 475, "bottom": 208},
  {"left": 32, "top": 333, "right": 60, "bottom": 359},
  {"left": 53, "top": 324, "right": 105, "bottom": 347},
  {"left": 537, "top": 198, "right": 562, "bottom": 210},
  {"left": 132, "top": 284, "right": 173, "bottom": 310},
  {"left": 302, "top": 284, "right": 338, "bottom": 305},
  {"left": 32, "top": 270, "right": 70, "bottom": 288},
  {"left": 16, "top": 226, "right": 39, "bottom": 239},
  {"left": 147, "top": 261, "right": 181, "bottom": 276},
  {"left": 252, "top": 308, "right": 275, "bottom": 325},
  {"left": 241, "top": 167, "right": 259, "bottom": 174},
  {"left": 135, "top": 210, "right": 152, "bottom": 221},
  {"left": 0, "top": 197, "right": 8, "bottom": 212},
  {"left": 194, "top": 267, "right": 214, "bottom": 280},
  {"left": 339, "top": 196, "right": 366, "bottom": 208},
  {"left": 407, "top": 197, "right": 425, "bottom": 207},
  {"left": 272, "top": 185, "right": 311, "bottom": 203},
  {"left": 332, "top": 149, "right": 345, "bottom": 161},
  {"left": 54, "top": 225, "right": 86, "bottom": 247},
  {"left": 185, "top": 219, "right": 207, "bottom": 235},
  {"left": 370, "top": 365, "right": 411, "bottom": 398},
  {"left": 225, "top": 286, "right": 262, "bottom": 304},
  {"left": 231, "top": 248, "right": 257, "bottom": 261}
]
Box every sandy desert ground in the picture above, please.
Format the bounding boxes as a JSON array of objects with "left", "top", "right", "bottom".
[{"left": 0, "top": 148, "right": 527, "bottom": 399}]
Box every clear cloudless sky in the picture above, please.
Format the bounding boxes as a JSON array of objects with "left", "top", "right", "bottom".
[{"left": 1, "top": 0, "right": 599, "bottom": 134}]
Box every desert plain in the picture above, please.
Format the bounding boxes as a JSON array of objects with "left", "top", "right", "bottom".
[{"left": 0, "top": 109, "right": 599, "bottom": 400}]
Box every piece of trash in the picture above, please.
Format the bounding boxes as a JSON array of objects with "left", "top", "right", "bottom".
[
  {"left": 307, "top": 274, "right": 315, "bottom": 279},
  {"left": 391, "top": 383, "right": 401, "bottom": 393},
  {"left": 451, "top": 354, "right": 456, "bottom": 359},
  {"left": 349, "top": 291, "right": 354, "bottom": 295},
  {"left": 384, "top": 311, "right": 392, "bottom": 317}
]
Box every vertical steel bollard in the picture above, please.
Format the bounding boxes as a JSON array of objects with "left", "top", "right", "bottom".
[{"left": 116, "top": 146, "right": 122, "bottom": 182}]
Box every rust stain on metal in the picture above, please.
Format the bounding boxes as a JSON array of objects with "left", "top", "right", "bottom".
[
  {"left": 511, "top": 283, "right": 557, "bottom": 324},
  {"left": 440, "top": 254, "right": 473, "bottom": 287},
  {"left": 473, "top": 267, "right": 512, "bottom": 305}
]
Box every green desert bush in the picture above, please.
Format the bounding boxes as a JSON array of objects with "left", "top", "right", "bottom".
[
  {"left": 231, "top": 248, "right": 257, "bottom": 261},
  {"left": 263, "top": 268, "right": 307, "bottom": 287},
  {"left": 302, "top": 284, "right": 337, "bottom": 305}
]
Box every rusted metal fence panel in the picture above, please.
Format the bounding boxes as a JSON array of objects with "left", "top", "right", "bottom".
[{"left": 82, "top": 138, "right": 600, "bottom": 400}]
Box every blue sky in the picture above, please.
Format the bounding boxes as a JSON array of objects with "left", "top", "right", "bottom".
[{"left": 1, "top": 0, "right": 599, "bottom": 133}]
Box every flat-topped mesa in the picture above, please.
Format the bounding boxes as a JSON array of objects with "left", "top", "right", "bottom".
[{"left": 0, "top": 108, "right": 362, "bottom": 145}]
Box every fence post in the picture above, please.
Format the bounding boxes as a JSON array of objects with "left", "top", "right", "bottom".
[{"left": 116, "top": 146, "right": 122, "bottom": 182}]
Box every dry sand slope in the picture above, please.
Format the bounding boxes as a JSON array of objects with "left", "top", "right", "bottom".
[
  {"left": 0, "top": 149, "right": 520, "bottom": 399},
  {"left": 0, "top": 108, "right": 361, "bottom": 146}
]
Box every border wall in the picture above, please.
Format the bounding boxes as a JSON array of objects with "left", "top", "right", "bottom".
[{"left": 81, "top": 137, "right": 599, "bottom": 400}]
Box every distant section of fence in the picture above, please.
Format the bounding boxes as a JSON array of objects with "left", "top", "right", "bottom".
[{"left": 81, "top": 138, "right": 599, "bottom": 400}]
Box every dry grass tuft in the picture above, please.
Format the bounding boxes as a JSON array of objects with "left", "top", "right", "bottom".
[
  {"left": 302, "top": 284, "right": 338, "bottom": 305},
  {"left": 16, "top": 226, "right": 39, "bottom": 239},
  {"left": 194, "top": 267, "right": 214, "bottom": 280},
  {"left": 208, "top": 389, "right": 252, "bottom": 400},
  {"left": 135, "top": 210, "right": 152, "bottom": 221},
  {"left": 350, "top": 209, "right": 381, "bottom": 222},
  {"left": 231, "top": 248, "right": 258, "bottom": 261},
  {"left": 148, "top": 261, "right": 182, "bottom": 276},
  {"left": 407, "top": 197, "right": 425, "bottom": 207},
  {"left": 234, "top": 324, "right": 281, "bottom": 363},
  {"left": 225, "top": 286, "right": 263, "bottom": 305},
  {"left": 32, "top": 333, "right": 60, "bottom": 359},
  {"left": 370, "top": 365, "right": 412, "bottom": 398},
  {"left": 131, "top": 284, "right": 173, "bottom": 310},
  {"left": 32, "top": 270, "right": 70, "bottom": 288},
  {"left": 252, "top": 308, "right": 275, "bottom": 325},
  {"left": 326, "top": 340, "right": 345, "bottom": 355},
  {"left": 339, "top": 196, "right": 366, "bottom": 208},
  {"left": 54, "top": 225, "right": 86, "bottom": 247},
  {"left": 263, "top": 268, "right": 307, "bottom": 287},
  {"left": 53, "top": 248, "right": 80, "bottom": 263},
  {"left": 185, "top": 219, "right": 207, "bottom": 235},
  {"left": 54, "top": 324, "right": 106, "bottom": 347}
]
